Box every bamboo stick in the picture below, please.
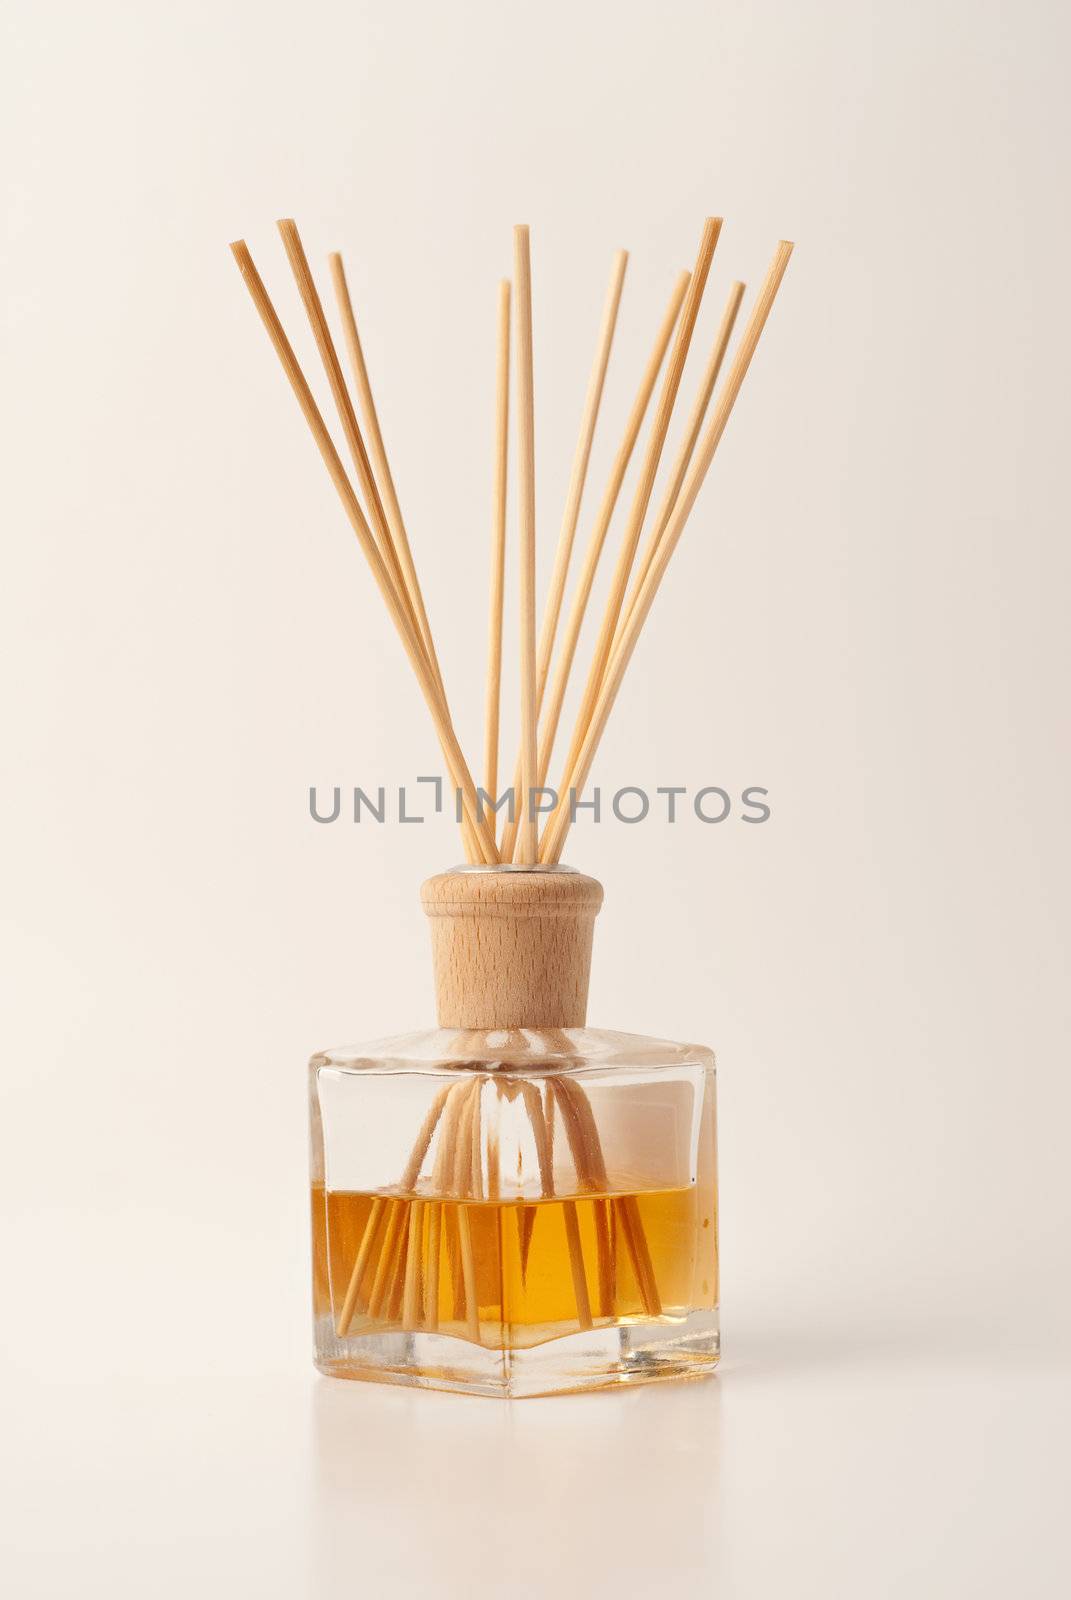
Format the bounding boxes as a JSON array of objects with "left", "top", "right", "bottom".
[
  {"left": 499, "top": 249, "right": 628, "bottom": 859},
  {"left": 540, "top": 240, "right": 795, "bottom": 862},
  {"left": 551, "top": 219, "right": 721, "bottom": 813},
  {"left": 484, "top": 281, "right": 511, "bottom": 836},
  {"left": 229, "top": 241, "right": 498, "bottom": 865}
]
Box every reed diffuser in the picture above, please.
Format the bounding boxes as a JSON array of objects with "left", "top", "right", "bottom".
[{"left": 232, "top": 215, "right": 792, "bottom": 1396}]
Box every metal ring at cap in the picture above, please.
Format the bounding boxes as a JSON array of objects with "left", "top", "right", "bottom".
[{"left": 444, "top": 862, "right": 580, "bottom": 875}]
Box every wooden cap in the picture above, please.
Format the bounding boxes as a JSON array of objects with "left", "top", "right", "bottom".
[{"left": 421, "top": 867, "right": 604, "bottom": 1030}]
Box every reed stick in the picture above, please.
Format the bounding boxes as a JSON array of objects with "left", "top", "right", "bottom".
[
  {"left": 517, "top": 1206, "right": 534, "bottom": 1285},
  {"left": 278, "top": 221, "right": 409, "bottom": 623},
  {"left": 402, "top": 1200, "right": 425, "bottom": 1332},
  {"left": 544, "top": 1075, "right": 556, "bottom": 1174},
  {"left": 487, "top": 1102, "right": 501, "bottom": 1201},
  {"left": 520, "top": 1079, "right": 587, "bottom": 1326},
  {"left": 366, "top": 1199, "right": 406, "bottom": 1320},
  {"left": 280, "top": 221, "right": 482, "bottom": 864},
  {"left": 551, "top": 1081, "right": 615, "bottom": 1318},
  {"left": 553, "top": 1080, "right": 657, "bottom": 1315},
  {"left": 330, "top": 265, "right": 487, "bottom": 891},
  {"left": 470, "top": 1078, "right": 484, "bottom": 1196},
  {"left": 400, "top": 1082, "right": 455, "bottom": 1190},
  {"left": 484, "top": 281, "right": 511, "bottom": 835},
  {"left": 386, "top": 1219, "right": 409, "bottom": 1324},
  {"left": 455, "top": 1204, "right": 480, "bottom": 1338},
  {"left": 335, "top": 1195, "right": 385, "bottom": 1336},
  {"left": 431, "top": 1083, "right": 466, "bottom": 1320},
  {"left": 593, "top": 1197, "right": 615, "bottom": 1319},
  {"left": 453, "top": 1081, "right": 482, "bottom": 1338},
  {"left": 328, "top": 252, "right": 444, "bottom": 694},
  {"left": 369, "top": 1079, "right": 467, "bottom": 1337},
  {"left": 615, "top": 279, "right": 744, "bottom": 647},
  {"left": 387, "top": 1078, "right": 486, "bottom": 1338},
  {"left": 540, "top": 241, "right": 795, "bottom": 863},
  {"left": 498, "top": 249, "right": 628, "bottom": 860},
  {"left": 552, "top": 218, "right": 721, "bottom": 805},
  {"left": 528, "top": 1081, "right": 598, "bottom": 1331},
  {"left": 519, "top": 1081, "right": 554, "bottom": 1196},
  {"left": 570, "top": 1082, "right": 654, "bottom": 1315},
  {"left": 525, "top": 271, "right": 690, "bottom": 816},
  {"left": 617, "top": 1195, "right": 662, "bottom": 1316},
  {"left": 423, "top": 1201, "right": 441, "bottom": 1330},
  {"left": 513, "top": 226, "right": 539, "bottom": 863},
  {"left": 229, "top": 240, "right": 498, "bottom": 865},
  {"left": 561, "top": 1201, "right": 593, "bottom": 1329}
]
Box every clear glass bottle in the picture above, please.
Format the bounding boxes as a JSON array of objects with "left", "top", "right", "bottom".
[{"left": 309, "top": 866, "right": 718, "bottom": 1397}]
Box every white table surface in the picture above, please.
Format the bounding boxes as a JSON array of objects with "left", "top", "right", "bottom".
[{"left": 4, "top": 1290, "right": 1067, "bottom": 1598}]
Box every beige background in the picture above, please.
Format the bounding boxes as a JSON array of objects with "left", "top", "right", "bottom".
[{"left": 3, "top": 0, "right": 1070, "bottom": 1595}]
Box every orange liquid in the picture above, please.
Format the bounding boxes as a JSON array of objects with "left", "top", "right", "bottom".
[{"left": 312, "top": 1183, "right": 717, "bottom": 1350}]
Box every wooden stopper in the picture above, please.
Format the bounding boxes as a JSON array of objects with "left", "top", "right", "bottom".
[{"left": 421, "top": 868, "right": 604, "bottom": 1029}]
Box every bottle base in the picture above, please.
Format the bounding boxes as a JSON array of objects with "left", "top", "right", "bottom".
[{"left": 313, "top": 1308, "right": 719, "bottom": 1398}]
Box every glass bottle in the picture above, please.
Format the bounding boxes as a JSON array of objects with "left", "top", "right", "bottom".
[{"left": 309, "top": 865, "right": 718, "bottom": 1397}]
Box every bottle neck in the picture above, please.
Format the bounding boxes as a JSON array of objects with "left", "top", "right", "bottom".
[{"left": 421, "top": 866, "right": 604, "bottom": 1030}]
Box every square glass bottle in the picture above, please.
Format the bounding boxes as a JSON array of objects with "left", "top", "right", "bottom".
[{"left": 309, "top": 866, "right": 718, "bottom": 1398}]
